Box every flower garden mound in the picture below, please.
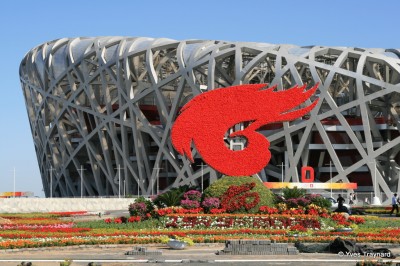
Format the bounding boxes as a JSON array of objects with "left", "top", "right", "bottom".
[{"left": 203, "top": 175, "right": 274, "bottom": 213}]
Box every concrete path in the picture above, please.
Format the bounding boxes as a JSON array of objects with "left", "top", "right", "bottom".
[{"left": 1, "top": 243, "right": 400, "bottom": 266}]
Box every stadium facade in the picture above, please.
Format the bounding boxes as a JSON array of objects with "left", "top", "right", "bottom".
[{"left": 19, "top": 37, "right": 400, "bottom": 203}]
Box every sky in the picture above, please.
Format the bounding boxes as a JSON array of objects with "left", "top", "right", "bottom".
[{"left": 0, "top": 0, "right": 399, "bottom": 197}]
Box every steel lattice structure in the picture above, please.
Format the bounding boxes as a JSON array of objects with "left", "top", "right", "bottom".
[{"left": 20, "top": 37, "right": 400, "bottom": 202}]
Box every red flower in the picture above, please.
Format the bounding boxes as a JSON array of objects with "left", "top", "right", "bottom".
[
  {"left": 220, "top": 183, "right": 260, "bottom": 212},
  {"left": 348, "top": 216, "right": 365, "bottom": 224},
  {"left": 210, "top": 208, "right": 226, "bottom": 214},
  {"left": 259, "top": 206, "right": 278, "bottom": 214},
  {"left": 128, "top": 216, "right": 141, "bottom": 223}
]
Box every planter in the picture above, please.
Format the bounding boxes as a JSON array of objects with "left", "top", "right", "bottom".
[
  {"left": 167, "top": 239, "right": 187, "bottom": 250},
  {"left": 334, "top": 227, "right": 353, "bottom": 232},
  {"left": 287, "top": 233, "right": 308, "bottom": 238}
]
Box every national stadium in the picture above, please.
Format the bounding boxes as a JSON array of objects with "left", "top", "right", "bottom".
[{"left": 19, "top": 37, "right": 400, "bottom": 203}]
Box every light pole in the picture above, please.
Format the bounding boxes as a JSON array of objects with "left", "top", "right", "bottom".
[
  {"left": 325, "top": 161, "right": 333, "bottom": 198},
  {"left": 78, "top": 165, "right": 86, "bottom": 198},
  {"left": 47, "top": 166, "right": 55, "bottom": 198},
  {"left": 115, "top": 164, "right": 123, "bottom": 198},
  {"left": 277, "top": 162, "right": 285, "bottom": 194},
  {"left": 153, "top": 167, "right": 163, "bottom": 196},
  {"left": 124, "top": 178, "right": 126, "bottom": 197},
  {"left": 196, "top": 163, "right": 206, "bottom": 192},
  {"left": 368, "top": 161, "right": 377, "bottom": 197}
]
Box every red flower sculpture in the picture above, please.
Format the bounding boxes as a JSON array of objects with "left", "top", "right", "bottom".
[
  {"left": 220, "top": 182, "right": 260, "bottom": 212},
  {"left": 171, "top": 83, "right": 319, "bottom": 176}
]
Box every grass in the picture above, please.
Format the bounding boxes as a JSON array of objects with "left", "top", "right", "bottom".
[
  {"left": 357, "top": 216, "right": 400, "bottom": 229},
  {"left": 74, "top": 219, "right": 161, "bottom": 230}
]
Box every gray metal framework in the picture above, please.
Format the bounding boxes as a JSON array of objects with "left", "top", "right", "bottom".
[{"left": 19, "top": 37, "right": 400, "bottom": 203}]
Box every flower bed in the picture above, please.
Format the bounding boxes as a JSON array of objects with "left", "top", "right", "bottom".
[
  {"left": 161, "top": 214, "right": 321, "bottom": 230},
  {"left": 0, "top": 222, "right": 75, "bottom": 230},
  {"left": 0, "top": 213, "right": 400, "bottom": 249}
]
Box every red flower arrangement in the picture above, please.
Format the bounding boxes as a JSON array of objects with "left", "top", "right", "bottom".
[
  {"left": 157, "top": 207, "right": 203, "bottom": 216},
  {"left": 348, "top": 216, "right": 365, "bottom": 224},
  {"left": 220, "top": 182, "right": 260, "bottom": 212},
  {"left": 289, "top": 224, "right": 307, "bottom": 232},
  {"left": 171, "top": 83, "right": 319, "bottom": 176},
  {"left": 49, "top": 211, "right": 88, "bottom": 217},
  {"left": 259, "top": 206, "right": 279, "bottom": 214},
  {"left": 330, "top": 213, "right": 350, "bottom": 226},
  {"left": 161, "top": 214, "right": 321, "bottom": 230},
  {"left": 114, "top": 218, "right": 123, "bottom": 224},
  {"left": 210, "top": 208, "right": 226, "bottom": 214},
  {"left": 128, "top": 216, "right": 141, "bottom": 223}
]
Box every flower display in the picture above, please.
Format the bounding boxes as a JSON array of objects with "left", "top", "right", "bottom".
[
  {"left": 201, "top": 197, "right": 220, "bottom": 211},
  {"left": 220, "top": 182, "right": 260, "bottom": 213},
  {"left": 128, "top": 202, "right": 147, "bottom": 217},
  {"left": 0, "top": 212, "right": 399, "bottom": 250},
  {"left": 348, "top": 216, "right": 365, "bottom": 224},
  {"left": 289, "top": 224, "right": 307, "bottom": 233},
  {"left": 161, "top": 214, "right": 321, "bottom": 230},
  {"left": 48, "top": 211, "right": 88, "bottom": 217},
  {"left": 209, "top": 208, "right": 226, "bottom": 214},
  {"left": 258, "top": 206, "right": 279, "bottom": 214},
  {"left": 183, "top": 190, "right": 202, "bottom": 201},
  {"left": 180, "top": 199, "right": 201, "bottom": 210},
  {"left": 331, "top": 213, "right": 350, "bottom": 226},
  {"left": 285, "top": 198, "right": 311, "bottom": 208},
  {"left": 128, "top": 216, "right": 141, "bottom": 223},
  {"left": 157, "top": 207, "right": 204, "bottom": 216}
]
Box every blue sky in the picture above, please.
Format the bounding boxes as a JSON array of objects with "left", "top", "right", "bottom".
[{"left": 0, "top": 0, "right": 399, "bottom": 197}]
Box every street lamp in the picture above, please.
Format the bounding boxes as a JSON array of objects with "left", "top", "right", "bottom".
[
  {"left": 196, "top": 163, "right": 206, "bottom": 192},
  {"left": 78, "top": 165, "right": 86, "bottom": 198},
  {"left": 124, "top": 178, "right": 126, "bottom": 197},
  {"left": 115, "top": 164, "right": 123, "bottom": 198},
  {"left": 47, "top": 166, "right": 55, "bottom": 198},
  {"left": 153, "top": 167, "right": 163, "bottom": 196}
]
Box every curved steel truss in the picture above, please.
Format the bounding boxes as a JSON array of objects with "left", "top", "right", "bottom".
[{"left": 20, "top": 37, "right": 400, "bottom": 202}]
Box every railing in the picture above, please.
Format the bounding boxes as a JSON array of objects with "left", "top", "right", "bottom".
[{"left": 316, "top": 192, "right": 391, "bottom": 206}]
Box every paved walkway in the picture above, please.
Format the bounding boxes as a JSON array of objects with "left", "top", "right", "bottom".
[{"left": 1, "top": 243, "right": 400, "bottom": 266}]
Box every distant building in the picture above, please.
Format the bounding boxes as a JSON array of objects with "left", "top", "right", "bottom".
[{"left": 20, "top": 37, "right": 400, "bottom": 203}]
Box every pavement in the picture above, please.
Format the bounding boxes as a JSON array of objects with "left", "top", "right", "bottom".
[{"left": 1, "top": 243, "right": 400, "bottom": 266}]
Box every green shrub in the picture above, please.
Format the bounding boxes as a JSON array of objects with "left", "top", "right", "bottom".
[
  {"left": 203, "top": 176, "right": 274, "bottom": 213},
  {"left": 282, "top": 186, "right": 306, "bottom": 199},
  {"left": 306, "top": 194, "right": 332, "bottom": 209},
  {"left": 153, "top": 185, "right": 192, "bottom": 208}
]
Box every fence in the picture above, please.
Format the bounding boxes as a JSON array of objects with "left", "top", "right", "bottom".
[{"left": 315, "top": 191, "right": 390, "bottom": 206}]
